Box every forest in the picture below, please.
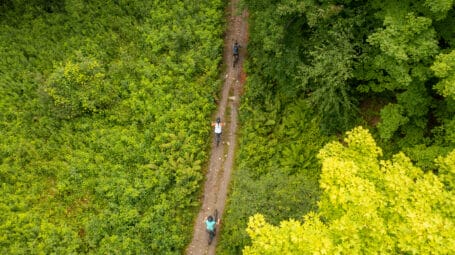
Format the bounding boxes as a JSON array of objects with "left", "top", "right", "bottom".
[
  {"left": 0, "top": 0, "right": 224, "bottom": 254},
  {"left": 1, "top": 0, "right": 454, "bottom": 254},
  {"left": 219, "top": 0, "right": 455, "bottom": 254}
]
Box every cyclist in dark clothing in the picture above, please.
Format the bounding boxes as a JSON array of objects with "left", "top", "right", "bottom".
[
  {"left": 233, "top": 41, "right": 241, "bottom": 67},
  {"left": 233, "top": 41, "right": 240, "bottom": 57}
]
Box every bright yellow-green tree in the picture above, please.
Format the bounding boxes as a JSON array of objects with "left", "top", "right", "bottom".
[
  {"left": 432, "top": 50, "right": 455, "bottom": 100},
  {"left": 244, "top": 127, "right": 455, "bottom": 254}
]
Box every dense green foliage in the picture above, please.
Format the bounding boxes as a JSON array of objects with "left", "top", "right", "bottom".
[
  {"left": 218, "top": 99, "right": 329, "bottom": 254},
  {"left": 2, "top": 0, "right": 454, "bottom": 253},
  {"left": 0, "top": 0, "right": 224, "bottom": 253},
  {"left": 237, "top": 0, "right": 455, "bottom": 154},
  {"left": 220, "top": 0, "right": 455, "bottom": 253},
  {"left": 244, "top": 127, "right": 455, "bottom": 254}
]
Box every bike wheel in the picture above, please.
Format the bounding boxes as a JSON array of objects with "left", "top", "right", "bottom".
[
  {"left": 208, "top": 231, "right": 215, "bottom": 245},
  {"left": 233, "top": 55, "right": 239, "bottom": 67},
  {"left": 216, "top": 133, "right": 221, "bottom": 147}
]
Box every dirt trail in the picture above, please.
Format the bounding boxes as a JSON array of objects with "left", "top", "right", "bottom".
[{"left": 186, "top": 1, "right": 247, "bottom": 254}]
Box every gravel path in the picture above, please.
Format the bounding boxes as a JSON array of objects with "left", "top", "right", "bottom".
[{"left": 186, "top": 1, "right": 248, "bottom": 254}]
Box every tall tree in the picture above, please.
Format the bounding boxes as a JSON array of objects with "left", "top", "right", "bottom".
[
  {"left": 244, "top": 127, "right": 455, "bottom": 254},
  {"left": 242, "top": 0, "right": 362, "bottom": 133}
]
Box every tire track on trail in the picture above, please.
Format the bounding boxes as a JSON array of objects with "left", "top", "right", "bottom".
[{"left": 186, "top": 0, "right": 247, "bottom": 254}]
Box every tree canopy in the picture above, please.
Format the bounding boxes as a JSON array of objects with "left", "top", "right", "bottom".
[{"left": 244, "top": 127, "right": 455, "bottom": 254}]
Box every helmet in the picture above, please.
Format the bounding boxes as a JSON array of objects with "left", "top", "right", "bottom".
[
  {"left": 208, "top": 216, "right": 214, "bottom": 221},
  {"left": 216, "top": 117, "right": 220, "bottom": 123}
]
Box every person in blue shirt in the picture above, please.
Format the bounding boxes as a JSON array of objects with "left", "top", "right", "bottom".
[{"left": 205, "top": 215, "right": 220, "bottom": 244}]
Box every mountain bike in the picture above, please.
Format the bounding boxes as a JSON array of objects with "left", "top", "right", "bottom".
[
  {"left": 215, "top": 132, "right": 221, "bottom": 147},
  {"left": 208, "top": 209, "right": 218, "bottom": 245},
  {"left": 233, "top": 53, "right": 239, "bottom": 67}
]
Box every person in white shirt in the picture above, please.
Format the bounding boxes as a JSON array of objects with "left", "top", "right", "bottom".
[{"left": 211, "top": 117, "right": 225, "bottom": 146}]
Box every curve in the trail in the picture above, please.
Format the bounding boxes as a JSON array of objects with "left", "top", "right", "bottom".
[{"left": 186, "top": 0, "right": 248, "bottom": 254}]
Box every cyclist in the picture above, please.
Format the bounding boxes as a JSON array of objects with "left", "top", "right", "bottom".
[
  {"left": 204, "top": 215, "right": 220, "bottom": 244},
  {"left": 233, "top": 41, "right": 240, "bottom": 57},
  {"left": 233, "top": 41, "right": 240, "bottom": 67},
  {"left": 211, "top": 117, "right": 225, "bottom": 146}
]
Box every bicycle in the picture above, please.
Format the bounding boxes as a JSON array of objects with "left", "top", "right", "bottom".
[
  {"left": 215, "top": 132, "right": 221, "bottom": 147},
  {"left": 208, "top": 209, "right": 218, "bottom": 245},
  {"left": 233, "top": 53, "right": 239, "bottom": 67},
  {"left": 232, "top": 41, "right": 240, "bottom": 68}
]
